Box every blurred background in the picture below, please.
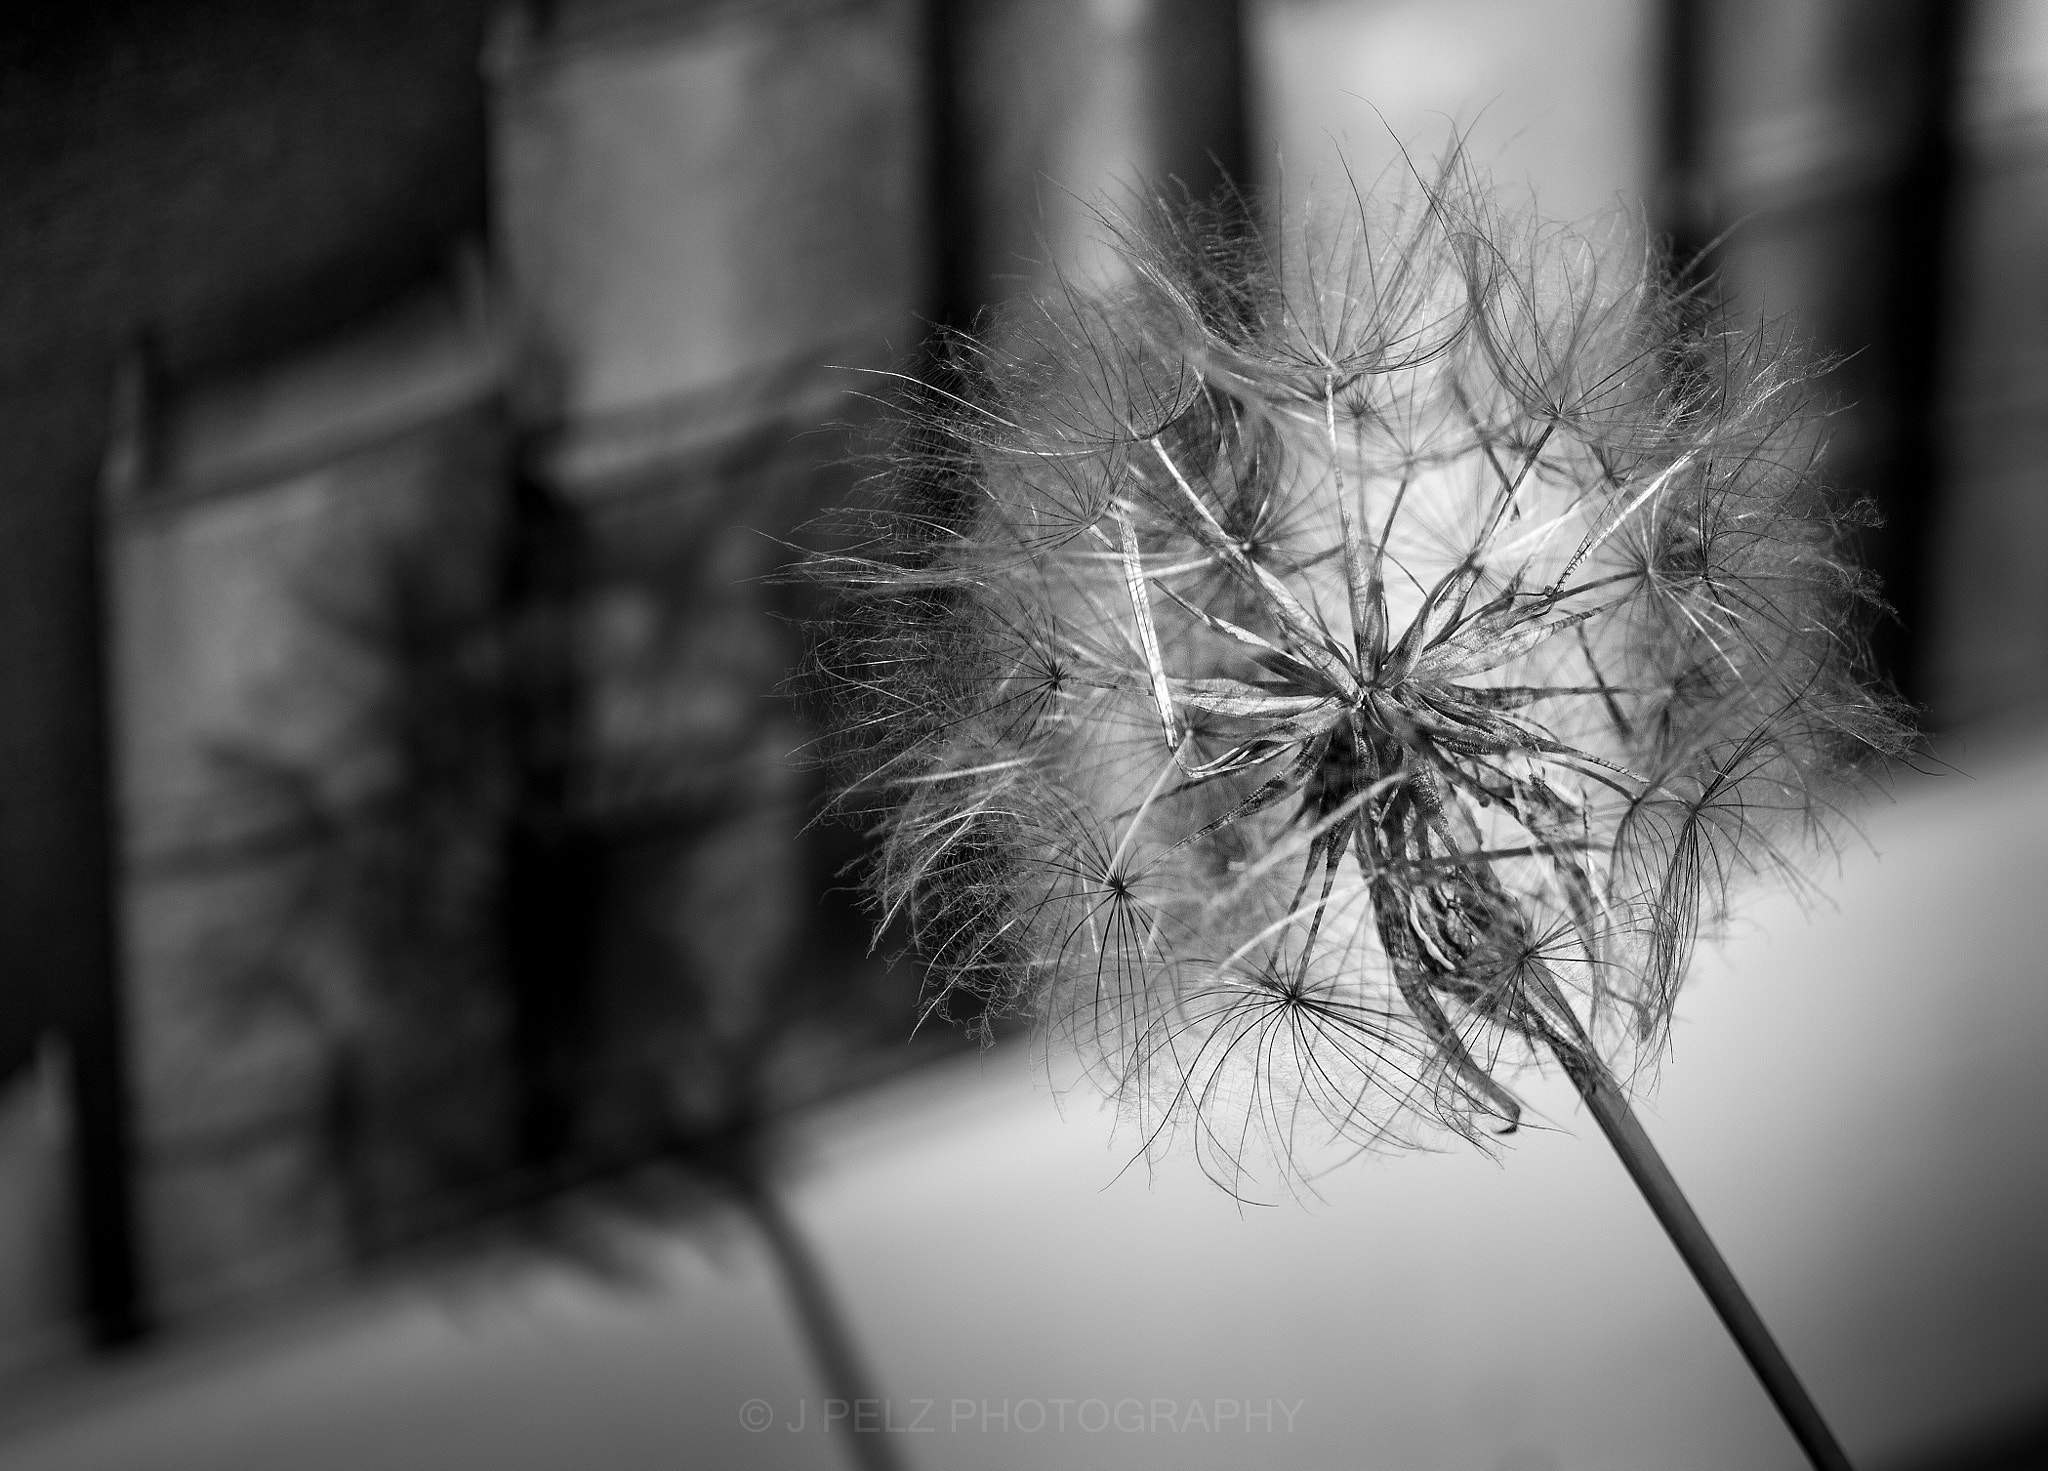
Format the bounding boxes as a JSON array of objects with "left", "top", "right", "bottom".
[{"left": 0, "top": 1, "right": 2045, "bottom": 1468}]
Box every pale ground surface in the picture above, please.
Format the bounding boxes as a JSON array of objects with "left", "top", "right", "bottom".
[{"left": 0, "top": 729, "right": 2044, "bottom": 1470}]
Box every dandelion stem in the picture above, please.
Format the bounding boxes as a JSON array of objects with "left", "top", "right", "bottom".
[
  {"left": 1556, "top": 1045, "right": 1854, "bottom": 1471},
  {"left": 734, "top": 1170, "right": 908, "bottom": 1471}
]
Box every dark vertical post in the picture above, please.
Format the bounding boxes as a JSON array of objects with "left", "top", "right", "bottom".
[
  {"left": 77, "top": 346, "right": 152, "bottom": 1348},
  {"left": 934, "top": 0, "right": 1248, "bottom": 319},
  {"left": 1874, "top": 0, "right": 1970, "bottom": 708},
  {"left": 921, "top": 0, "right": 972, "bottom": 331},
  {"left": 1142, "top": 0, "right": 1246, "bottom": 205},
  {"left": 500, "top": 467, "right": 596, "bottom": 1177},
  {"left": 1653, "top": 0, "right": 1714, "bottom": 273}
]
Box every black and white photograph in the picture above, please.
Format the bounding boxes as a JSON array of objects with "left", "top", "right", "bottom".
[{"left": 0, "top": 2, "right": 2044, "bottom": 1468}]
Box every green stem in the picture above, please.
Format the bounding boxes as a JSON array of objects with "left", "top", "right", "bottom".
[{"left": 1554, "top": 1045, "right": 1854, "bottom": 1471}]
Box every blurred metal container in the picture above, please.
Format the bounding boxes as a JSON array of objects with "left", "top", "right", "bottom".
[
  {"left": 1929, "top": 0, "right": 2048, "bottom": 726},
  {"left": 102, "top": 280, "right": 516, "bottom": 1318},
  {"left": 487, "top": 0, "right": 931, "bottom": 492}
]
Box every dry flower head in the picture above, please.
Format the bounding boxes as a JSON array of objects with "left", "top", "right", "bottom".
[{"left": 805, "top": 151, "right": 1903, "bottom": 1192}]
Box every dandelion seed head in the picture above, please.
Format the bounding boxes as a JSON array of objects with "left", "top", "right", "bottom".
[{"left": 804, "top": 151, "right": 1907, "bottom": 1193}]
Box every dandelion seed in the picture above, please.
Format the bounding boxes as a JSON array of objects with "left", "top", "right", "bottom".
[{"left": 802, "top": 149, "right": 1906, "bottom": 1471}]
